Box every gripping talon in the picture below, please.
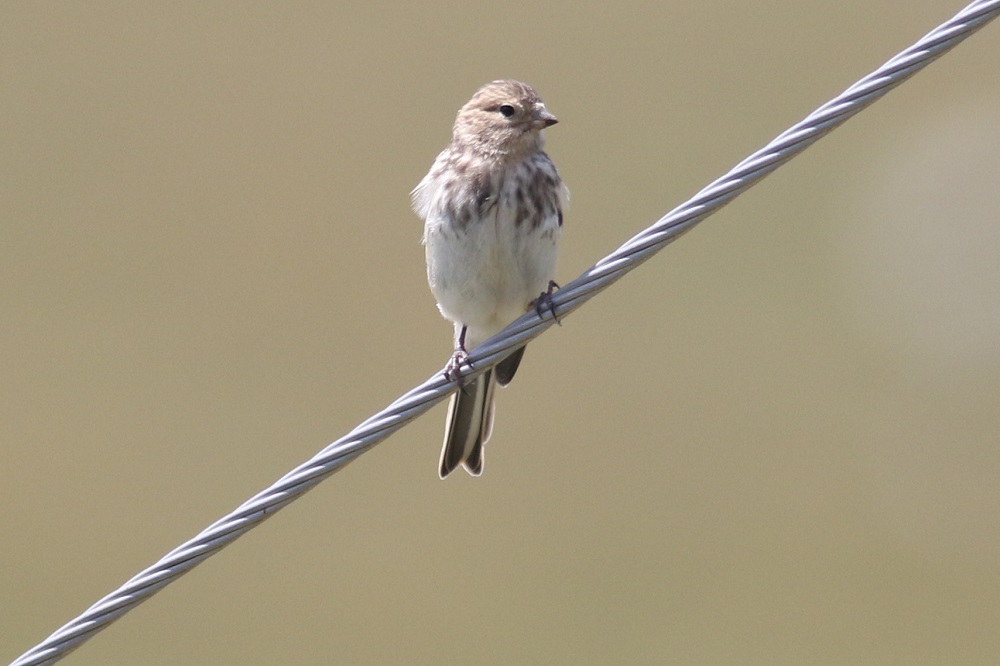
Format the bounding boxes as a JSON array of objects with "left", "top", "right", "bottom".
[
  {"left": 443, "top": 325, "right": 472, "bottom": 386},
  {"left": 443, "top": 350, "right": 471, "bottom": 385},
  {"left": 531, "top": 280, "right": 562, "bottom": 324}
]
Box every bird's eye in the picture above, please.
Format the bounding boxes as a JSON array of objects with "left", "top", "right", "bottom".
[{"left": 498, "top": 104, "right": 516, "bottom": 117}]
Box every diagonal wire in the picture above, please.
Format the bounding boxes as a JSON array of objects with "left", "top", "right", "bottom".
[{"left": 11, "top": 1, "right": 1000, "bottom": 664}]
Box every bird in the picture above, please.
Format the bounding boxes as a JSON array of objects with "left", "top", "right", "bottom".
[{"left": 412, "top": 79, "right": 568, "bottom": 478}]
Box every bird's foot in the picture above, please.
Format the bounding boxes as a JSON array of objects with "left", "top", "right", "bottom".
[
  {"left": 531, "top": 280, "right": 561, "bottom": 325},
  {"left": 443, "top": 349, "right": 471, "bottom": 385}
]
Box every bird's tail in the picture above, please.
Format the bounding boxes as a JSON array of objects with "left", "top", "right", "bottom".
[{"left": 439, "top": 369, "right": 495, "bottom": 478}]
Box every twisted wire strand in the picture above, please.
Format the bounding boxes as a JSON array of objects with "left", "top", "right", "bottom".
[{"left": 12, "top": 1, "right": 999, "bottom": 664}]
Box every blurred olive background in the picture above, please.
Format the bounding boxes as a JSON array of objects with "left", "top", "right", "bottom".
[{"left": 3, "top": 2, "right": 999, "bottom": 664}]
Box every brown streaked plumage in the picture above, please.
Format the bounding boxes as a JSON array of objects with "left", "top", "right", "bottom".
[{"left": 413, "top": 80, "right": 568, "bottom": 478}]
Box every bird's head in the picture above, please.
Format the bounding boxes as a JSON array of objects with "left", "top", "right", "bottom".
[{"left": 452, "top": 79, "right": 558, "bottom": 159}]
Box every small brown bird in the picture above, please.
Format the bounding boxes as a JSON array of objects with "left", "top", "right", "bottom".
[{"left": 412, "top": 80, "right": 568, "bottom": 478}]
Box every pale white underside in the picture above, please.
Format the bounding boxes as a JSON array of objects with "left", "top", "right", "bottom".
[
  {"left": 424, "top": 184, "right": 561, "bottom": 349},
  {"left": 420, "top": 175, "right": 566, "bottom": 350}
]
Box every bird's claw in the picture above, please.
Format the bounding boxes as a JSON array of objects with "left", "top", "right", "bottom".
[
  {"left": 531, "top": 280, "right": 561, "bottom": 325},
  {"left": 443, "top": 349, "right": 471, "bottom": 385}
]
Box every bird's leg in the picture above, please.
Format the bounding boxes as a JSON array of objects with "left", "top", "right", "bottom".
[
  {"left": 531, "top": 280, "right": 561, "bottom": 325},
  {"left": 444, "top": 325, "right": 471, "bottom": 384}
]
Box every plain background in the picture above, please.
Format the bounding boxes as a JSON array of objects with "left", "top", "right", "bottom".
[{"left": 3, "top": 2, "right": 999, "bottom": 664}]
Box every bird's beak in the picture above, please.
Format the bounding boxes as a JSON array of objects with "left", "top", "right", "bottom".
[{"left": 533, "top": 108, "right": 558, "bottom": 129}]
